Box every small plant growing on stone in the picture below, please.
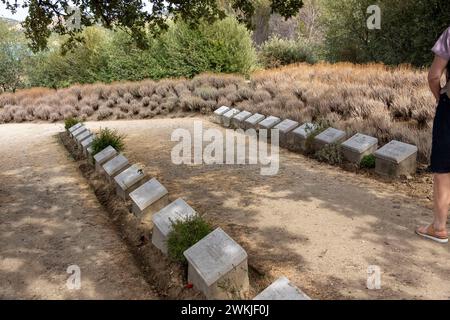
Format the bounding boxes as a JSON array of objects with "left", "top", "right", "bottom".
[
  {"left": 304, "top": 119, "right": 330, "bottom": 154},
  {"left": 64, "top": 117, "right": 81, "bottom": 130},
  {"left": 314, "top": 143, "right": 343, "bottom": 165},
  {"left": 167, "top": 215, "right": 213, "bottom": 264},
  {"left": 91, "top": 127, "right": 125, "bottom": 156},
  {"left": 360, "top": 154, "right": 376, "bottom": 169}
]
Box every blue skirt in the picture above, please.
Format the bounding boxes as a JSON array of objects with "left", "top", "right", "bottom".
[{"left": 430, "top": 93, "right": 450, "bottom": 173}]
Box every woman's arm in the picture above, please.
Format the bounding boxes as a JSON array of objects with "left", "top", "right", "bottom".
[{"left": 428, "top": 55, "right": 448, "bottom": 102}]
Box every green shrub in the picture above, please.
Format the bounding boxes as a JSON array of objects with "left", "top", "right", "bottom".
[
  {"left": 91, "top": 127, "right": 125, "bottom": 156},
  {"left": 64, "top": 117, "right": 81, "bottom": 130},
  {"left": 167, "top": 215, "right": 213, "bottom": 264},
  {"left": 314, "top": 143, "right": 343, "bottom": 165},
  {"left": 360, "top": 154, "right": 376, "bottom": 169},
  {"left": 259, "top": 36, "right": 317, "bottom": 68}
]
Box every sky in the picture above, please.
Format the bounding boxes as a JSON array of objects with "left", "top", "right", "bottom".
[{"left": 0, "top": 1, "right": 28, "bottom": 21}]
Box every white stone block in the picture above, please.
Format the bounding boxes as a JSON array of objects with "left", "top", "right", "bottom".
[
  {"left": 287, "top": 123, "right": 317, "bottom": 152},
  {"left": 222, "top": 108, "right": 241, "bottom": 128},
  {"left": 113, "top": 164, "right": 146, "bottom": 200},
  {"left": 341, "top": 133, "right": 378, "bottom": 164},
  {"left": 314, "top": 127, "right": 346, "bottom": 150},
  {"left": 244, "top": 113, "right": 265, "bottom": 130},
  {"left": 254, "top": 277, "right": 311, "bottom": 300},
  {"left": 72, "top": 126, "right": 87, "bottom": 139},
  {"left": 374, "top": 140, "right": 418, "bottom": 177},
  {"left": 232, "top": 111, "right": 252, "bottom": 129},
  {"left": 75, "top": 130, "right": 92, "bottom": 148},
  {"left": 152, "top": 198, "right": 197, "bottom": 255},
  {"left": 129, "top": 178, "right": 169, "bottom": 224},
  {"left": 102, "top": 154, "right": 130, "bottom": 183},
  {"left": 274, "top": 119, "right": 299, "bottom": 148},
  {"left": 94, "top": 146, "right": 118, "bottom": 173},
  {"left": 68, "top": 123, "right": 83, "bottom": 134},
  {"left": 212, "top": 106, "right": 230, "bottom": 124},
  {"left": 81, "top": 135, "right": 95, "bottom": 156},
  {"left": 183, "top": 228, "right": 249, "bottom": 299},
  {"left": 258, "top": 116, "right": 281, "bottom": 130}
]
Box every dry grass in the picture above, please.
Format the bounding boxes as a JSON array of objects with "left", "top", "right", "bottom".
[{"left": 0, "top": 63, "right": 436, "bottom": 162}]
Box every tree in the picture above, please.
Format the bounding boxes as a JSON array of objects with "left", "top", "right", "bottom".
[
  {"left": 0, "top": 20, "right": 29, "bottom": 92},
  {"left": 1, "top": 0, "right": 304, "bottom": 52}
]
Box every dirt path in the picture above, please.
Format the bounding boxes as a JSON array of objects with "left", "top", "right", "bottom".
[
  {"left": 0, "top": 123, "right": 157, "bottom": 299},
  {"left": 84, "top": 117, "right": 449, "bottom": 300}
]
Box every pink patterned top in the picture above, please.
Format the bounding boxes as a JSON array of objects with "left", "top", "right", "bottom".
[{"left": 432, "top": 27, "right": 450, "bottom": 94}]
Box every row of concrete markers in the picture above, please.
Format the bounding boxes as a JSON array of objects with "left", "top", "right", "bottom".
[
  {"left": 67, "top": 121, "right": 311, "bottom": 300},
  {"left": 214, "top": 106, "right": 418, "bottom": 178}
]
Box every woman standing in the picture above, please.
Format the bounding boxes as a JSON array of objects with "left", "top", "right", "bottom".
[{"left": 416, "top": 27, "right": 450, "bottom": 243}]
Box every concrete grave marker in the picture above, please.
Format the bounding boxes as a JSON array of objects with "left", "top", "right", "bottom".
[
  {"left": 72, "top": 126, "right": 87, "bottom": 139},
  {"left": 341, "top": 133, "right": 378, "bottom": 164},
  {"left": 212, "top": 106, "right": 230, "bottom": 124},
  {"left": 129, "top": 178, "right": 169, "bottom": 225},
  {"left": 258, "top": 116, "right": 281, "bottom": 130},
  {"left": 254, "top": 277, "right": 311, "bottom": 300},
  {"left": 102, "top": 154, "right": 130, "bottom": 183},
  {"left": 94, "top": 146, "right": 118, "bottom": 173},
  {"left": 222, "top": 108, "right": 241, "bottom": 128},
  {"left": 374, "top": 140, "right": 418, "bottom": 177},
  {"left": 152, "top": 198, "right": 197, "bottom": 255},
  {"left": 244, "top": 113, "right": 265, "bottom": 130},
  {"left": 75, "top": 130, "right": 92, "bottom": 148},
  {"left": 274, "top": 119, "right": 299, "bottom": 148},
  {"left": 68, "top": 123, "right": 83, "bottom": 135},
  {"left": 183, "top": 227, "right": 249, "bottom": 300},
  {"left": 86, "top": 146, "right": 94, "bottom": 166},
  {"left": 314, "top": 127, "right": 346, "bottom": 150},
  {"left": 81, "top": 135, "right": 95, "bottom": 156},
  {"left": 232, "top": 111, "right": 252, "bottom": 129},
  {"left": 287, "top": 123, "right": 317, "bottom": 152},
  {"left": 114, "top": 164, "right": 146, "bottom": 200}
]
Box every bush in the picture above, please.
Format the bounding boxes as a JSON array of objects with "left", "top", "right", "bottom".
[
  {"left": 360, "top": 154, "right": 376, "bottom": 169},
  {"left": 259, "top": 36, "right": 317, "bottom": 68},
  {"left": 91, "top": 127, "right": 125, "bottom": 156},
  {"left": 167, "top": 215, "right": 213, "bottom": 264},
  {"left": 64, "top": 117, "right": 81, "bottom": 130},
  {"left": 314, "top": 143, "right": 343, "bottom": 165}
]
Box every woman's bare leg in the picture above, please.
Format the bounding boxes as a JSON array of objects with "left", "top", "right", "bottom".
[{"left": 432, "top": 173, "right": 450, "bottom": 232}]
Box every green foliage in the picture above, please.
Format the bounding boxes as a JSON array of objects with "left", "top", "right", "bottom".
[
  {"left": 360, "top": 154, "right": 376, "bottom": 169},
  {"left": 64, "top": 117, "right": 81, "bottom": 130},
  {"left": 167, "top": 215, "right": 213, "bottom": 264},
  {"left": 304, "top": 119, "right": 330, "bottom": 154},
  {"left": 259, "top": 36, "right": 317, "bottom": 68},
  {"left": 314, "top": 143, "right": 343, "bottom": 165},
  {"left": 91, "top": 128, "right": 125, "bottom": 156}
]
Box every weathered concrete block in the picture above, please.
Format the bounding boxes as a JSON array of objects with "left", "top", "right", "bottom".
[
  {"left": 86, "top": 146, "right": 94, "bottom": 166},
  {"left": 102, "top": 154, "right": 130, "bottom": 183},
  {"left": 113, "top": 164, "right": 146, "bottom": 201},
  {"left": 314, "top": 127, "right": 346, "bottom": 151},
  {"left": 72, "top": 126, "right": 87, "bottom": 139},
  {"left": 243, "top": 113, "right": 265, "bottom": 130},
  {"left": 183, "top": 228, "right": 249, "bottom": 300},
  {"left": 81, "top": 135, "right": 95, "bottom": 156},
  {"left": 152, "top": 198, "right": 197, "bottom": 255},
  {"left": 274, "top": 119, "right": 299, "bottom": 148},
  {"left": 258, "top": 116, "right": 281, "bottom": 130},
  {"left": 254, "top": 277, "right": 311, "bottom": 300},
  {"left": 75, "top": 130, "right": 92, "bottom": 148},
  {"left": 286, "top": 123, "right": 317, "bottom": 152},
  {"left": 374, "top": 140, "right": 418, "bottom": 177},
  {"left": 129, "top": 178, "right": 169, "bottom": 225},
  {"left": 94, "top": 146, "right": 118, "bottom": 173},
  {"left": 68, "top": 123, "right": 83, "bottom": 135},
  {"left": 341, "top": 133, "right": 378, "bottom": 164},
  {"left": 212, "top": 106, "right": 230, "bottom": 124},
  {"left": 222, "top": 108, "right": 241, "bottom": 128},
  {"left": 232, "top": 111, "right": 252, "bottom": 129}
]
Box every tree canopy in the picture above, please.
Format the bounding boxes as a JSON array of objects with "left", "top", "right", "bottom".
[{"left": 1, "top": 0, "right": 303, "bottom": 52}]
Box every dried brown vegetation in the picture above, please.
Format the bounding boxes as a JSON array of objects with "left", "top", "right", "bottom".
[{"left": 0, "top": 63, "right": 436, "bottom": 162}]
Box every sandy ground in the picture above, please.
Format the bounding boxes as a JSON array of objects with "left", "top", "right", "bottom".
[
  {"left": 81, "top": 116, "right": 449, "bottom": 300},
  {"left": 0, "top": 123, "right": 157, "bottom": 299}
]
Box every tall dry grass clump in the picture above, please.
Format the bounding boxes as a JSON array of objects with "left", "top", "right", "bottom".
[{"left": 0, "top": 63, "right": 436, "bottom": 162}]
